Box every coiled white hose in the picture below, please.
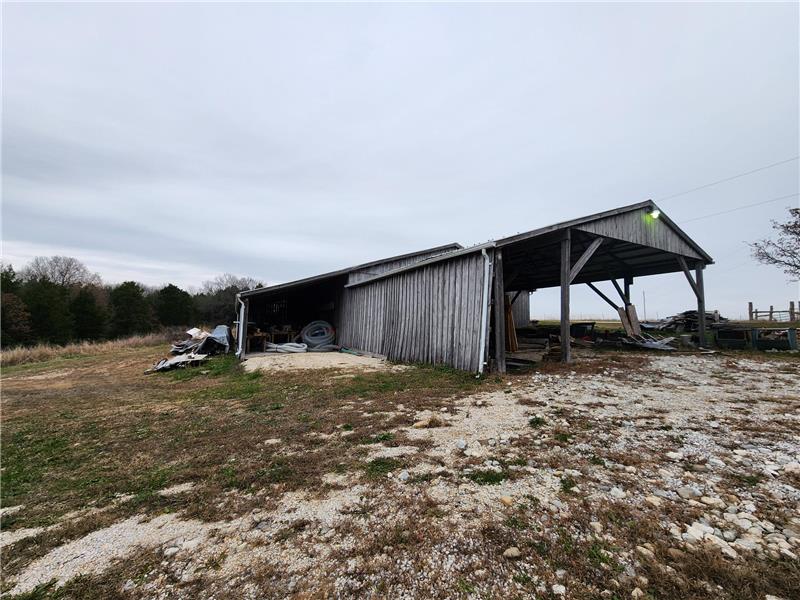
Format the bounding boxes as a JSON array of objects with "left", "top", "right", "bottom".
[
  {"left": 300, "top": 320, "right": 336, "bottom": 348},
  {"left": 264, "top": 321, "right": 336, "bottom": 353},
  {"left": 265, "top": 342, "right": 307, "bottom": 353}
]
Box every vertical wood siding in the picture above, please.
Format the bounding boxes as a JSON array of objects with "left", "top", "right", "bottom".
[
  {"left": 339, "top": 252, "right": 486, "bottom": 371},
  {"left": 575, "top": 208, "right": 702, "bottom": 259},
  {"left": 510, "top": 292, "right": 531, "bottom": 326}
]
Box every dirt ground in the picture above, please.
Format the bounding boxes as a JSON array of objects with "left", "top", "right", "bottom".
[
  {"left": 242, "top": 351, "right": 407, "bottom": 373},
  {"left": 1, "top": 346, "right": 799, "bottom": 599}
]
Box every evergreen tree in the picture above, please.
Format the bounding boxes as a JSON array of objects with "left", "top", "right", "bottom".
[
  {"left": 70, "top": 287, "right": 108, "bottom": 341},
  {"left": 21, "top": 279, "right": 74, "bottom": 344},
  {"left": 1, "top": 292, "right": 32, "bottom": 347},
  {"left": 110, "top": 281, "right": 153, "bottom": 337},
  {"left": 1, "top": 264, "right": 20, "bottom": 294},
  {"left": 155, "top": 284, "right": 195, "bottom": 326}
]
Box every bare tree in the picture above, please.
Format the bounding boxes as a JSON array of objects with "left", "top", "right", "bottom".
[
  {"left": 200, "top": 273, "right": 263, "bottom": 294},
  {"left": 750, "top": 208, "right": 800, "bottom": 279},
  {"left": 20, "top": 256, "right": 102, "bottom": 287}
]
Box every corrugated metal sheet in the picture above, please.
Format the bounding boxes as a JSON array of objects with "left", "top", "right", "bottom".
[
  {"left": 240, "top": 243, "right": 461, "bottom": 298},
  {"left": 339, "top": 252, "right": 487, "bottom": 371},
  {"left": 346, "top": 247, "right": 459, "bottom": 284}
]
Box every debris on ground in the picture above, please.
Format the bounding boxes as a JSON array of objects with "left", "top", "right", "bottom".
[
  {"left": 146, "top": 325, "right": 232, "bottom": 373},
  {"left": 620, "top": 333, "right": 677, "bottom": 351},
  {"left": 645, "top": 310, "right": 728, "bottom": 332},
  {"left": 170, "top": 325, "right": 232, "bottom": 355},
  {"left": 145, "top": 353, "right": 208, "bottom": 373}
]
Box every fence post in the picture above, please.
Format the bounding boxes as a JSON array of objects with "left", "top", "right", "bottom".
[
  {"left": 748, "top": 302, "right": 753, "bottom": 321},
  {"left": 750, "top": 328, "right": 759, "bottom": 350},
  {"left": 790, "top": 301, "right": 796, "bottom": 322},
  {"left": 769, "top": 305, "right": 774, "bottom": 321}
]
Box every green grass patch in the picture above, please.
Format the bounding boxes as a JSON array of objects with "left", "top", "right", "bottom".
[
  {"left": 528, "top": 416, "right": 546, "bottom": 428},
  {"left": 504, "top": 515, "right": 528, "bottom": 530},
  {"left": 456, "top": 579, "right": 476, "bottom": 594},
  {"left": 364, "top": 458, "right": 401, "bottom": 478},
  {"left": 364, "top": 432, "right": 394, "bottom": 444},
  {"left": 466, "top": 469, "right": 507, "bottom": 485},
  {"left": 560, "top": 476, "right": 577, "bottom": 493},
  {"left": 733, "top": 472, "right": 762, "bottom": 487},
  {"left": 331, "top": 364, "right": 482, "bottom": 400}
]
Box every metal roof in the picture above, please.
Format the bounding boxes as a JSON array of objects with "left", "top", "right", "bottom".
[
  {"left": 239, "top": 242, "right": 462, "bottom": 298},
  {"left": 494, "top": 200, "right": 713, "bottom": 262},
  {"left": 346, "top": 201, "right": 713, "bottom": 289}
]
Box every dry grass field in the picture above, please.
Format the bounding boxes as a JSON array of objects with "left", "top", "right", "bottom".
[{"left": 1, "top": 343, "right": 799, "bottom": 599}]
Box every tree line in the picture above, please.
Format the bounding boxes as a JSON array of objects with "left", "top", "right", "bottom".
[{"left": 1, "top": 256, "right": 263, "bottom": 348}]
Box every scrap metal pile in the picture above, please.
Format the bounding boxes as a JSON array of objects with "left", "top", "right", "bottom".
[
  {"left": 146, "top": 325, "right": 232, "bottom": 373},
  {"left": 647, "top": 310, "right": 727, "bottom": 332}
]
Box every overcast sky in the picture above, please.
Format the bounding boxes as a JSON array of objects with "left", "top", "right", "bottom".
[{"left": 3, "top": 2, "right": 798, "bottom": 319}]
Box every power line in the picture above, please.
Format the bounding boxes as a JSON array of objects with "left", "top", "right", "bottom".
[
  {"left": 657, "top": 156, "right": 799, "bottom": 202},
  {"left": 678, "top": 192, "right": 798, "bottom": 224}
]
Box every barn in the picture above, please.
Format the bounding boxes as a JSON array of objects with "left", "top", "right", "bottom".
[{"left": 236, "top": 200, "right": 712, "bottom": 371}]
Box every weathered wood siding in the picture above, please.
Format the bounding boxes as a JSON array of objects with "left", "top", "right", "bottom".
[
  {"left": 339, "top": 252, "right": 487, "bottom": 371},
  {"left": 575, "top": 207, "right": 702, "bottom": 260},
  {"left": 509, "top": 292, "right": 531, "bottom": 326},
  {"left": 347, "top": 248, "right": 458, "bottom": 285}
]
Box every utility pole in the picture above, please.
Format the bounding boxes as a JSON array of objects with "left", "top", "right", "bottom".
[{"left": 642, "top": 291, "right": 647, "bottom": 321}]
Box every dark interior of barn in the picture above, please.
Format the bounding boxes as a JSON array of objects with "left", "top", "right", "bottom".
[{"left": 243, "top": 275, "right": 346, "bottom": 352}]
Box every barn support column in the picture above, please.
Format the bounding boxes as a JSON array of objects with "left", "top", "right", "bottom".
[
  {"left": 696, "top": 263, "right": 706, "bottom": 347},
  {"left": 493, "top": 248, "right": 507, "bottom": 373},
  {"left": 560, "top": 229, "right": 571, "bottom": 362},
  {"left": 558, "top": 233, "right": 604, "bottom": 362},
  {"left": 677, "top": 256, "right": 707, "bottom": 348}
]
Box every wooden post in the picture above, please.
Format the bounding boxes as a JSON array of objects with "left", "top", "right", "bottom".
[
  {"left": 696, "top": 263, "right": 706, "bottom": 347},
  {"left": 748, "top": 301, "right": 754, "bottom": 321},
  {"left": 624, "top": 276, "right": 632, "bottom": 305},
  {"left": 560, "top": 229, "right": 571, "bottom": 362},
  {"left": 790, "top": 301, "right": 796, "bottom": 322},
  {"left": 611, "top": 279, "right": 629, "bottom": 307},
  {"left": 493, "top": 249, "right": 506, "bottom": 373}
]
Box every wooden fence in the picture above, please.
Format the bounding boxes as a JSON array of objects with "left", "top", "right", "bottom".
[{"left": 747, "top": 301, "right": 797, "bottom": 322}]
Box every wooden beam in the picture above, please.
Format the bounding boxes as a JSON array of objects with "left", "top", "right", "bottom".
[
  {"left": 696, "top": 262, "right": 706, "bottom": 347},
  {"left": 568, "top": 237, "right": 603, "bottom": 284},
  {"left": 610, "top": 278, "right": 629, "bottom": 306},
  {"left": 560, "top": 229, "right": 571, "bottom": 362},
  {"left": 509, "top": 290, "right": 522, "bottom": 305},
  {"left": 624, "top": 276, "right": 632, "bottom": 305},
  {"left": 585, "top": 282, "right": 619, "bottom": 311},
  {"left": 677, "top": 256, "right": 700, "bottom": 299},
  {"left": 493, "top": 249, "right": 507, "bottom": 373}
]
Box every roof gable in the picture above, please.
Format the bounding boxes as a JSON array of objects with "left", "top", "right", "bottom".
[{"left": 495, "top": 201, "right": 712, "bottom": 263}]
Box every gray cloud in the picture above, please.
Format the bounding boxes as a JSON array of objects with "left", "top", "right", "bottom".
[{"left": 2, "top": 2, "right": 798, "bottom": 317}]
